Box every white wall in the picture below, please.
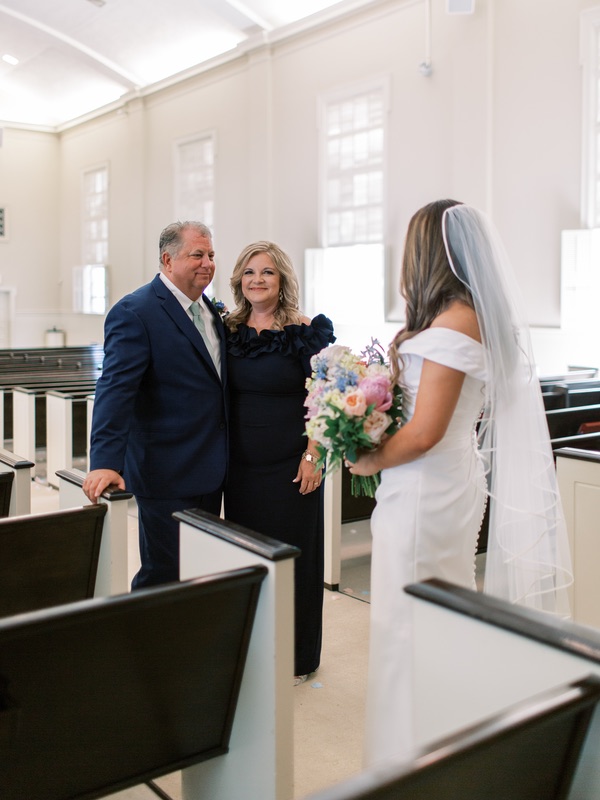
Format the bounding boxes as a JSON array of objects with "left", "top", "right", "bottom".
[
  {"left": 0, "top": 128, "right": 63, "bottom": 344},
  {"left": 0, "top": 0, "right": 596, "bottom": 364}
]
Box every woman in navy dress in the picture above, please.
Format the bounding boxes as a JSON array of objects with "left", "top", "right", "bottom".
[{"left": 224, "top": 241, "right": 335, "bottom": 683}]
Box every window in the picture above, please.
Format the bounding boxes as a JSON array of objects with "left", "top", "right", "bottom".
[
  {"left": 82, "top": 166, "right": 108, "bottom": 265},
  {"left": 73, "top": 265, "right": 108, "bottom": 315},
  {"left": 580, "top": 8, "right": 600, "bottom": 228},
  {"left": 77, "top": 165, "right": 108, "bottom": 314},
  {"left": 319, "top": 80, "right": 388, "bottom": 246},
  {"left": 174, "top": 133, "right": 215, "bottom": 226}
]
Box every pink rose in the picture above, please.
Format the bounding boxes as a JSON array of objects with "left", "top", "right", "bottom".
[
  {"left": 359, "top": 375, "right": 393, "bottom": 412},
  {"left": 363, "top": 410, "right": 391, "bottom": 442},
  {"left": 342, "top": 389, "right": 367, "bottom": 417}
]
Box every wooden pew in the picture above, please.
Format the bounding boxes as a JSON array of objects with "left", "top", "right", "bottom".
[
  {"left": 302, "top": 676, "right": 600, "bottom": 799},
  {"left": 542, "top": 385, "right": 568, "bottom": 410},
  {"left": 0, "top": 565, "right": 267, "bottom": 800},
  {"left": 0, "top": 504, "right": 107, "bottom": 617},
  {"left": 556, "top": 446, "right": 600, "bottom": 628},
  {"left": 12, "top": 380, "right": 97, "bottom": 468},
  {"left": 57, "top": 467, "right": 132, "bottom": 598},
  {"left": 551, "top": 433, "right": 600, "bottom": 453},
  {"left": 45, "top": 388, "right": 94, "bottom": 487},
  {"left": 546, "top": 403, "right": 600, "bottom": 439},
  {"left": 563, "top": 386, "right": 600, "bottom": 407},
  {"left": 303, "top": 578, "right": 600, "bottom": 800},
  {"left": 0, "top": 344, "right": 102, "bottom": 456},
  {"left": 0, "top": 447, "right": 33, "bottom": 516},
  {"left": 403, "top": 578, "right": 600, "bottom": 795},
  {"left": 178, "top": 509, "right": 299, "bottom": 800}
]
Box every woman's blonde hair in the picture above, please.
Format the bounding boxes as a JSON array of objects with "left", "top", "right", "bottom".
[
  {"left": 227, "top": 240, "right": 304, "bottom": 330},
  {"left": 389, "top": 199, "right": 474, "bottom": 384}
]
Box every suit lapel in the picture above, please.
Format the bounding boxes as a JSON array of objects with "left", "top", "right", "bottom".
[
  {"left": 203, "top": 296, "right": 227, "bottom": 385},
  {"left": 152, "top": 277, "right": 222, "bottom": 380}
]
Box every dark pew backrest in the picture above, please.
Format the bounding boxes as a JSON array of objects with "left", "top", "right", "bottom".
[
  {"left": 0, "top": 504, "right": 107, "bottom": 617},
  {"left": 0, "top": 471, "right": 13, "bottom": 517},
  {"left": 551, "top": 432, "right": 600, "bottom": 452},
  {"left": 0, "top": 448, "right": 34, "bottom": 516},
  {"left": 545, "top": 404, "right": 600, "bottom": 439},
  {"left": 0, "top": 344, "right": 103, "bottom": 444},
  {"left": 302, "top": 676, "right": 600, "bottom": 800},
  {"left": 543, "top": 389, "right": 567, "bottom": 410},
  {"left": 0, "top": 566, "right": 266, "bottom": 800},
  {"left": 565, "top": 387, "right": 600, "bottom": 407},
  {"left": 540, "top": 376, "right": 600, "bottom": 391}
]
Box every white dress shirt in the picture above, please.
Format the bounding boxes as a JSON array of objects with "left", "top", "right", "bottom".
[{"left": 159, "top": 272, "right": 221, "bottom": 375}]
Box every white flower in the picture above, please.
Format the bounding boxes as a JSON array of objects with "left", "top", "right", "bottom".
[{"left": 363, "top": 410, "right": 391, "bottom": 442}]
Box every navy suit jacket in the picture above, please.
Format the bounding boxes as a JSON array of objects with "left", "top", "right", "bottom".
[{"left": 90, "top": 274, "right": 228, "bottom": 499}]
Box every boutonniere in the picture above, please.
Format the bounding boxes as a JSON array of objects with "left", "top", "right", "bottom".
[{"left": 211, "top": 297, "right": 230, "bottom": 320}]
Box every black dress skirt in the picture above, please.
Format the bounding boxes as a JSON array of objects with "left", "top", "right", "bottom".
[{"left": 224, "top": 314, "right": 335, "bottom": 675}]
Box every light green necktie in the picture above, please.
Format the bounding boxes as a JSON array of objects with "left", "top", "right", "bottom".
[{"left": 190, "top": 301, "right": 217, "bottom": 365}]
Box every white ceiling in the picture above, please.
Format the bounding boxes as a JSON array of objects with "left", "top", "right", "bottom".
[{"left": 0, "top": 0, "right": 370, "bottom": 130}]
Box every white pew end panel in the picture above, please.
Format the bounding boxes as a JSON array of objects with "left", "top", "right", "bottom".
[
  {"left": 404, "top": 578, "right": 600, "bottom": 797},
  {"left": 0, "top": 447, "right": 33, "bottom": 516},
  {"left": 56, "top": 467, "right": 132, "bottom": 598},
  {"left": 178, "top": 508, "right": 299, "bottom": 800},
  {"left": 556, "top": 446, "right": 600, "bottom": 628}
]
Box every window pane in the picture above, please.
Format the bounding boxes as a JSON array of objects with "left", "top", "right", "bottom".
[
  {"left": 323, "top": 86, "right": 385, "bottom": 245},
  {"left": 176, "top": 134, "right": 215, "bottom": 224}
]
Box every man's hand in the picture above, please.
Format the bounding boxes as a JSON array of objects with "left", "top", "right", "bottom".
[{"left": 82, "top": 469, "right": 126, "bottom": 503}]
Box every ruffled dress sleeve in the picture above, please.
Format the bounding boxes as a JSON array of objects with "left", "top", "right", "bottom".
[{"left": 226, "top": 313, "right": 336, "bottom": 376}]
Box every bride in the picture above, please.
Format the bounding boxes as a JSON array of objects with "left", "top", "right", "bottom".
[{"left": 348, "top": 199, "right": 573, "bottom": 766}]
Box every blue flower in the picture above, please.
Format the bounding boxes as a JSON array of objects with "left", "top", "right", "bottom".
[
  {"left": 211, "top": 297, "right": 230, "bottom": 319},
  {"left": 335, "top": 369, "right": 359, "bottom": 391}
]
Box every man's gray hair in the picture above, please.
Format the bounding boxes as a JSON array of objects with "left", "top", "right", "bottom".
[{"left": 159, "top": 221, "right": 212, "bottom": 266}]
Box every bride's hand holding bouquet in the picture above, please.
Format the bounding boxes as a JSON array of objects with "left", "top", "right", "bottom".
[{"left": 304, "top": 340, "right": 402, "bottom": 497}]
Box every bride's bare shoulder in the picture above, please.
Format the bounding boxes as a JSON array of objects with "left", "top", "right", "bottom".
[{"left": 431, "top": 301, "right": 481, "bottom": 343}]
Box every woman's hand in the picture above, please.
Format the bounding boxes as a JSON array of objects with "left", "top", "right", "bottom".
[
  {"left": 293, "top": 453, "right": 323, "bottom": 494},
  {"left": 346, "top": 450, "right": 381, "bottom": 477}
]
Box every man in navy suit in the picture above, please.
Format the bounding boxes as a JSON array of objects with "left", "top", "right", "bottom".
[{"left": 83, "top": 221, "right": 228, "bottom": 588}]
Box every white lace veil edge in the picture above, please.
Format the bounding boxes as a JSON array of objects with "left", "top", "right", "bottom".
[{"left": 442, "top": 204, "right": 573, "bottom": 618}]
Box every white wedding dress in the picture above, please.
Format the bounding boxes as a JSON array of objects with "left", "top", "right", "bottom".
[{"left": 364, "top": 326, "right": 488, "bottom": 767}]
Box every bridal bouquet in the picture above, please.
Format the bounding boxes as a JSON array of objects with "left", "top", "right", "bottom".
[{"left": 305, "top": 339, "right": 402, "bottom": 497}]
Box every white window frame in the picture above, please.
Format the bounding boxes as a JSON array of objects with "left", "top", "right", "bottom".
[
  {"left": 0, "top": 206, "right": 8, "bottom": 241},
  {"left": 317, "top": 76, "right": 390, "bottom": 247},
  {"left": 173, "top": 131, "right": 216, "bottom": 228},
  {"left": 78, "top": 164, "right": 109, "bottom": 315},
  {"left": 81, "top": 164, "right": 109, "bottom": 266},
  {"left": 580, "top": 8, "right": 600, "bottom": 228}
]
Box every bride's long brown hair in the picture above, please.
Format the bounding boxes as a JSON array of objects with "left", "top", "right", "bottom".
[{"left": 389, "top": 199, "right": 474, "bottom": 384}]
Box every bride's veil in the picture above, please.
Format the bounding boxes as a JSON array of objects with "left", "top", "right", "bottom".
[{"left": 442, "top": 204, "right": 573, "bottom": 617}]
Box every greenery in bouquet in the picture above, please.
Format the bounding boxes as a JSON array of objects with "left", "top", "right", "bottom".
[{"left": 305, "top": 339, "right": 402, "bottom": 497}]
